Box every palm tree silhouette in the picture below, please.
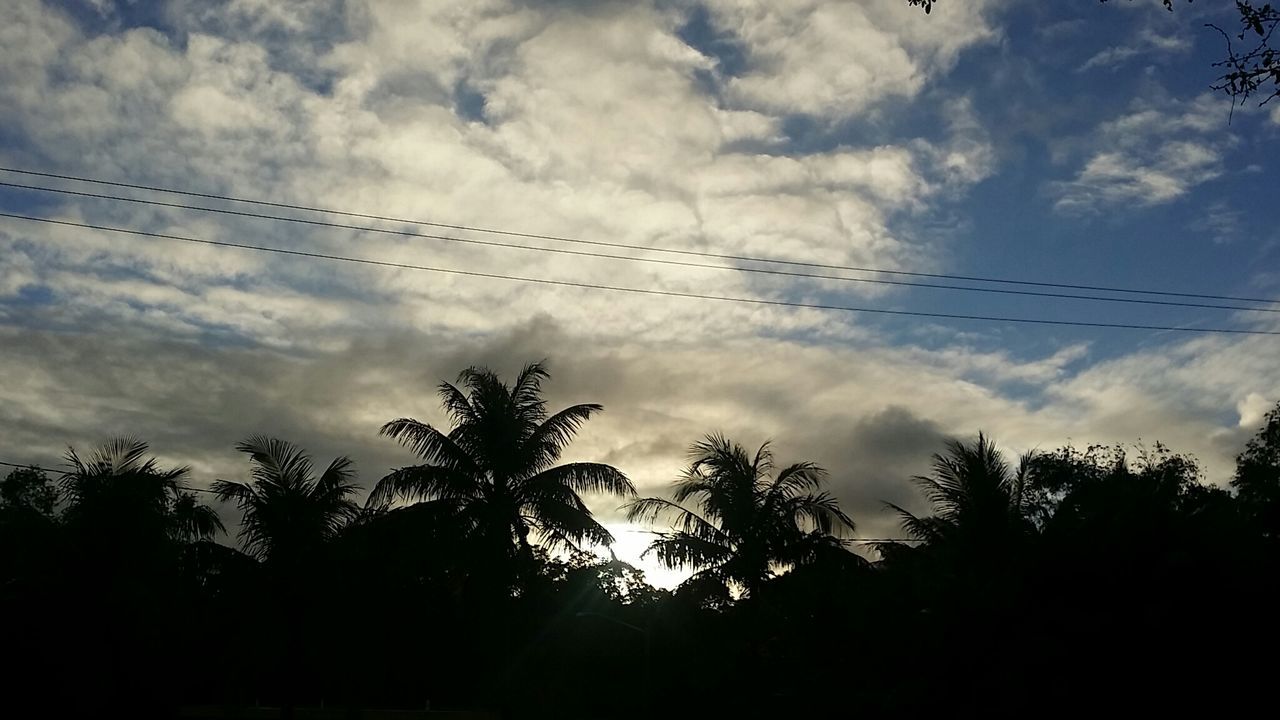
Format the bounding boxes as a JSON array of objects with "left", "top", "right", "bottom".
[
  {"left": 212, "top": 435, "right": 359, "bottom": 564},
  {"left": 212, "top": 436, "right": 359, "bottom": 718},
  {"left": 57, "top": 438, "right": 223, "bottom": 716},
  {"left": 885, "top": 433, "right": 1036, "bottom": 548},
  {"left": 61, "top": 437, "right": 223, "bottom": 543},
  {"left": 625, "top": 434, "right": 854, "bottom": 598},
  {"left": 369, "top": 361, "right": 635, "bottom": 581}
]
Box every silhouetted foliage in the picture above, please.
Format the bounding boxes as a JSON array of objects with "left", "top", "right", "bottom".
[
  {"left": 213, "top": 435, "right": 359, "bottom": 564},
  {"left": 0, "top": 465, "right": 58, "bottom": 517},
  {"left": 370, "top": 360, "right": 635, "bottom": 595},
  {"left": 0, "top": 369, "right": 1277, "bottom": 718},
  {"left": 626, "top": 434, "right": 855, "bottom": 599},
  {"left": 1233, "top": 401, "right": 1280, "bottom": 537}
]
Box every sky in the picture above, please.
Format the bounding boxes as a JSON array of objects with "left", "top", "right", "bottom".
[{"left": 1, "top": 0, "right": 1278, "bottom": 588}]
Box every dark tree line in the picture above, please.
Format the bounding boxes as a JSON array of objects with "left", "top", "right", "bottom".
[{"left": 1, "top": 360, "right": 1278, "bottom": 718}]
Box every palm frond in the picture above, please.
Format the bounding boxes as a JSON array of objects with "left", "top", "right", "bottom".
[
  {"left": 91, "top": 437, "right": 151, "bottom": 476},
  {"left": 522, "top": 404, "right": 603, "bottom": 471},
  {"left": 670, "top": 474, "right": 719, "bottom": 505},
  {"left": 750, "top": 439, "right": 775, "bottom": 481},
  {"left": 236, "top": 435, "right": 314, "bottom": 489},
  {"left": 211, "top": 478, "right": 255, "bottom": 505},
  {"left": 528, "top": 498, "right": 615, "bottom": 549},
  {"left": 457, "top": 366, "right": 504, "bottom": 400},
  {"left": 170, "top": 492, "right": 226, "bottom": 542},
  {"left": 436, "top": 380, "right": 478, "bottom": 427},
  {"left": 510, "top": 360, "right": 551, "bottom": 417},
  {"left": 223, "top": 438, "right": 360, "bottom": 561},
  {"left": 623, "top": 497, "right": 727, "bottom": 543},
  {"left": 369, "top": 465, "right": 480, "bottom": 507},
  {"left": 525, "top": 462, "right": 635, "bottom": 498},
  {"left": 788, "top": 491, "right": 856, "bottom": 536},
  {"left": 764, "top": 461, "right": 827, "bottom": 509},
  {"left": 644, "top": 531, "right": 733, "bottom": 572},
  {"left": 380, "top": 418, "right": 480, "bottom": 473},
  {"left": 885, "top": 501, "right": 950, "bottom": 543},
  {"left": 777, "top": 530, "right": 861, "bottom": 567},
  {"left": 60, "top": 438, "right": 187, "bottom": 505}
]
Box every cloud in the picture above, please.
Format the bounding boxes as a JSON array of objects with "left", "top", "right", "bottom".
[
  {"left": 1050, "top": 93, "right": 1232, "bottom": 213},
  {"left": 1076, "top": 28, "right": 1191, "bottom": 73},
  {"left": 1, "top": 314, "right": 1272, "bottom": 557},
  {"left": 1190, "top": 200, "right": 1243, "bottom": 245},
  {"left": 702, "top": 0, "right": 999, "bottom": 117},
  {"left": 1, "top": 0, "right": 1277, "bottom": 586},
  {"left": 0, "top": 0, "right": 1007, "bottom": 357}
]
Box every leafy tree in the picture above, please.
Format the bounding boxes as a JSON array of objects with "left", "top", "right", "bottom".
[
  {"left": 0, "top": 466, "right": 58, "bottom": 517},
  {"left": 370, "top": 361, "right": 634, "bottom": 588},
  {"left": 1206, "top": 1, "right": 1280, "bottom": 107},
  {"left": 1232, "top": 400, "right": 1280, "bottom": 537},
  {"left": 626, "top": 434, "right": 855, "bottom": 598}
]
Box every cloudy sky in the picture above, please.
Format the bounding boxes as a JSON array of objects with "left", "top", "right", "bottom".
[{"left": 1, "top": 0, "right": 1278, "bottom": 586}]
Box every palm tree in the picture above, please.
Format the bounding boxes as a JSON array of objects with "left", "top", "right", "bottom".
[
  {"left": 211, "top": 435, "right": 359, "bottom": 566},
  {"left": 885, "top": 433, "right": 1036, "bottom": 549},
  {"left": 57, "top": 438, "right": 224, "bottom": 715},
  {"left": 625, "top": 434, "right": 855, "bottom": 598},
  {"left": 212, "top": 436, "right": 359, "bottom": 718},
  {"left": 61, "top": 437, "right": 223, "bottom": 544},
  {"left": 370, "top": 361, "right": 635, "bottom": 573}
]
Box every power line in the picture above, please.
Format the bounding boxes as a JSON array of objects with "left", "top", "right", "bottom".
[
  {"left": 3, "top": 165, "right": 1277, "bottom": 306},
  {"left": 4, "top": 210, "right": 1279, "bottom": 336},
  {"left": 3, "top": 179, "right": 1275, "bottom": 315},
  {"left": 0, "top": 459, "right": 219, "bottom": 494},
  {"left": 619, "top": 527, "right": 922, "bottom": 543}
]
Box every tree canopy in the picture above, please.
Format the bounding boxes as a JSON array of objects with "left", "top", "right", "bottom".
[{"left": 0, "top": 362, "right": 1276, "bottom": 718}]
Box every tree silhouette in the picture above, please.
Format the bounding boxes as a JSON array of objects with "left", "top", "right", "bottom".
[
  {"left": 885, "top": 433, "right": 1037, "bottom": 550},
  {"left": 626, "top": 434, "right": 854, "bottom": 598},
  {"left": 212, "top": 435, "right": 359, "bottom": 564},
  {"left": 61, "top": 437, "right": 223, "bottom": 545},
  {"left": 370, "top": 361, "right": 634, "bottom": 588},
  {"left": 1233, "top": 400, "right": 1280, "bottom": 539},
  {"left": 212, "top": 436, "right": 359, "bottom": 718},
  {"left": 0, "top": 465, "right": 58, "bottom": 518},
  {"left": 3, "top": 376, "right": 1279, "bottom": 716},
  {"left": 52, "top": 438, "right": 223, "bottom": 717}
]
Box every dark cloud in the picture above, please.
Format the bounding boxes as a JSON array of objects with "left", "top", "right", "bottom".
[{"left": 779, "top": 405, "right": 947, "bottom": 539}]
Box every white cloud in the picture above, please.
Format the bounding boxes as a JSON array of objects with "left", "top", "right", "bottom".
[
  {"left": 0, "top": 0, "right": 1006, "bottom": 354},
  {"left": 1077, "top": 28, "right": 1191, "bottom": 73},
  {"left": 1051, "top": 93, "right": 1232, "bottom": 213},
  {"left": 0, "top": 0, "right": 1275, "bottom": 583},
  {"left": 704, "top": 0, "right": 998, "bottom": 116}
]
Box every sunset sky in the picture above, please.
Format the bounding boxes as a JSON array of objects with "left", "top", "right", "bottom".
[{"left": 1, "top": 0, "right": 1277, "bottom": 586}]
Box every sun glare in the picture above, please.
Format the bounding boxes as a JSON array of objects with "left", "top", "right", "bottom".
[{"left": 600, "top": 523, "right": 690, "bottom": 591}]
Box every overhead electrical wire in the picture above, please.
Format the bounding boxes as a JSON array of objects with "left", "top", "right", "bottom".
[
  {"left": 2, "top": 179, "right": 1275, "bottom": 315},
  {"left": 0, "top": 458, "right": 219, "bottom": 494},
  {"left": 3, "top": 211, "right": 1278, "bottom": 336},
  {"left": 2, "top": 165, "right": 1277, "bottom": 306}
]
